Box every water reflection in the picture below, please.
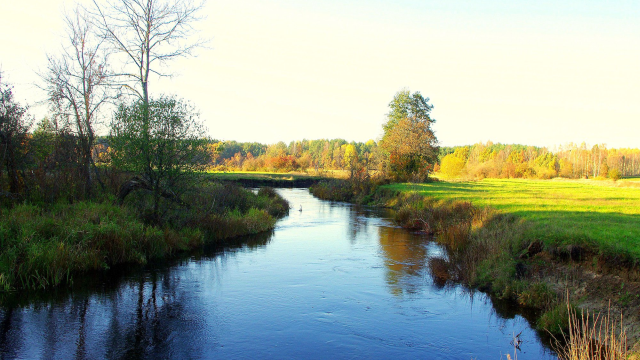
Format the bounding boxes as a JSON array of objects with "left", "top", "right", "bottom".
[
  {"left": 0, "top": 231, "right": 274, "bottom": 360},
  {"left": 0, "top": 190, "right": 556, "bottom": 360},
  {"left": 377, "top": 226, "right": 429, "bottom": 297}
]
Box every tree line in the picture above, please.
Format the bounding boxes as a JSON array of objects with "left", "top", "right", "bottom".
[
  {"left": 93, "top": 89, "right": 439, "bottom": 182},
  {"left": 439, "top": 142, "right": 640, "bottom": 180}
]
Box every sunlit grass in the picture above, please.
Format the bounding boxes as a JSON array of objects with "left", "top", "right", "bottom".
[{"left": 382, "top": 179, "right": 640, "bottom": 258}]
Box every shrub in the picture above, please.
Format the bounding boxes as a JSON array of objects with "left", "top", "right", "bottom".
[{"left": 608, "top": 169, "right": 622, "bottom": 181}]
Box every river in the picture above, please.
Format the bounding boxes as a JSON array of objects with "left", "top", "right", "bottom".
[{"left": 0, "top": 188, "right": 557, "bottom": 359}]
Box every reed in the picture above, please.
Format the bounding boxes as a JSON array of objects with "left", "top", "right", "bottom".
[{"left": 555, "top": 302, "right": 628, "bottom": 360}]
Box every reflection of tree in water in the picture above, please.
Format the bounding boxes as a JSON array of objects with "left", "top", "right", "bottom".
[
  {"left": 347, "top": 207, "right": 373, "bottom": 243},
  {"left": 201, "top": 229, "right": 274, "bottom": 256},
  {"left": 377, "top": 226, "right": 429, "bottom": 296},
  {"left": 0, "top": 307, "right": 21, "bottom": 359},
  {"left": 114, "top": 271, "right": 209, "bottom": 360},
  {"left": 0, "top": 230, "right": 276, "bottom": 359}
]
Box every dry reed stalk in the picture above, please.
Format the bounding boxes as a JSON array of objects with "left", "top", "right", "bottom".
[{"left": 556, "top": 301, "right": 627, "bottom": 360}]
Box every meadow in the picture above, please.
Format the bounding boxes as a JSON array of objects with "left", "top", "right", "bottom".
[{"left": 381, "top": 179, "right": 640, "bottom": 259}]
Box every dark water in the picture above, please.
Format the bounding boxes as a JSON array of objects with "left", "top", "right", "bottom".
[{"left": 0, "top": 189, "right": 557, "bottom": 359}]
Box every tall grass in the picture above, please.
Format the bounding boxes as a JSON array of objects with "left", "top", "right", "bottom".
[
  {"left": 0, "top": 184, "right": 289, "bottom": 290},
  {"left": 555, "top": 302, "right": 628, "bottom": 360}
]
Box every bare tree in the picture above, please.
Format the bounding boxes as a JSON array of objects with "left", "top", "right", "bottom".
[
  {"left": 41, "top": 6, "right": 114, "bottom": 198},
  {"left": 91, "top": 0, "right": 206, "bottom": 105}
]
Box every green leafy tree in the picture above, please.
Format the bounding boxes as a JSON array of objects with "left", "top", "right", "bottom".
[
  {"left": 0, "top": 76, "right": 32, "bottom": 197},
  {"left": 381, "top": 90, "right": 438, "bottom": 181},
  {"left": 110, "top": 96, "right": 209, "bottom": 222}
]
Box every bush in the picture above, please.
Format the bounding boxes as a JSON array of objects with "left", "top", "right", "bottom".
[
  {"left": 257, "top": 187, "right": 290, "bottom": 217},
  {"left": 608, "top": 168, "right": 622, "bottom": 181}
]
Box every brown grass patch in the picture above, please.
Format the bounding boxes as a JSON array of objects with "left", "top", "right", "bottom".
[{"left": 555, "top": 301, "right": 628, "bottom": 360}]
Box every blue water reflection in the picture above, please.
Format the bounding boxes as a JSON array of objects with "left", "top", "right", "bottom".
[{"left": 0, "top": 188, "right": 556, "bottom": 359}]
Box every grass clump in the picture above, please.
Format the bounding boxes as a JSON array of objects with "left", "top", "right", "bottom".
[
  {"left": 0, "top": 202, "right": 163, "bottom": 289},
  {"left": 310, "top": 176, "right": 384, "bottom": 204},
  {"left": 553, "top": 302, "right": 629, "bottom": 360},
  {"left": 539, "top": 303, "right": 575, "bottom": 336}
]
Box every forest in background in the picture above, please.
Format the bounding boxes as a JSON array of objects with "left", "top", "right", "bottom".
[
  {"left": 95, "top": 137, "right": 640, "bottom": 180},
  {"left": 438, "top": 142, "right": 640, "bottom": 180}
]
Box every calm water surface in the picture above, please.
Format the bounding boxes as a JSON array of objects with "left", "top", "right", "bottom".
[{"left": 0, "top": 189, "right": 557, "bottom": 359}]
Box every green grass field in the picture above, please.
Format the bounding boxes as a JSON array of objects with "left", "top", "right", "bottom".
[{"left": 382, "top": 179, "right": 640, "bottom": 258}]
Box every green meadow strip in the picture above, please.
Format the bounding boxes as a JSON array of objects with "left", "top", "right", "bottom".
[{"left": 381, "top": 179, "right": 640, "bottom": 260}]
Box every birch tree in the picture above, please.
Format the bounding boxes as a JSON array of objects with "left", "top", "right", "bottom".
[
  {"left": 41, "top": 7, "right": 113, "bottom": 197},
  {"left": 91, "top": 0, "right": 205, "bottom": 105}
]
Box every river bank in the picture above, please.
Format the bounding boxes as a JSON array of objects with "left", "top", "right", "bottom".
[
  {"left": 0, "top": 183, "right": 289, "bottom": 291},
  {"left": 310, "top": 178, "right": 640, "bottom": 355},
  {"left": 209, "top": 171, "right": 324, "bottom": 187}
]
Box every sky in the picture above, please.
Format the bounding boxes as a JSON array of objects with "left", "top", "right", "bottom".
[{"left": 1, "top": 0, "right": 639, "bottom": 148}]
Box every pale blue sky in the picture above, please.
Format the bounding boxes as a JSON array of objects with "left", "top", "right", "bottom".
[{"left": 1, "top": 0, "right": 639, "bottom": 148}]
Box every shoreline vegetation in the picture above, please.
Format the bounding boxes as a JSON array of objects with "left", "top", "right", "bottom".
[
  {"left": 310, "top": 176, "right": 640, "bottom": 357},
  {"left": 209, "top": 171, "right": 324, "bottom": 187},
  {"left": 0, "top": 183, "right": 289, "bottom": 291}
]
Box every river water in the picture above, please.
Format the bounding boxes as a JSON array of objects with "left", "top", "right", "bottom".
[{"left": 0, "top": 189, "right": 557, "bottom": 359}]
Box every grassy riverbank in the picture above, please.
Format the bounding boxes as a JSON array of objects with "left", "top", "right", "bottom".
[
  {"left": 310, "top": 178, "right": 640, "bottom": 354},
  {"left": 381, "top": 179, "right": 640, "bottom": 260},
  {"left": 0, "top": 184, "right": 289, "bottom": 291},
  {"left": 209, "top": 171, "right": 322, "bottom": 181},
  {"left": 207, "top": 171, "right": 325, "bottom": 187}
]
